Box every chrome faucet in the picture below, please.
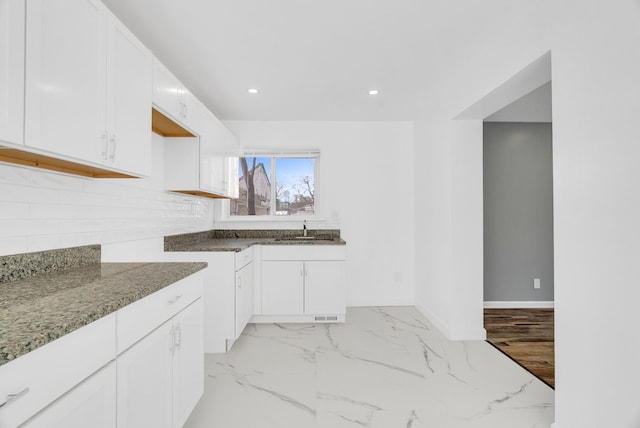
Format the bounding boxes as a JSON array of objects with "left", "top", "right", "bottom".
[{"left": 303, "top": 220, "right": 308, "bottom": 237}]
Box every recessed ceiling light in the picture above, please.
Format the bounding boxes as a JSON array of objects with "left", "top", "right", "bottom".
[
  {"left": 248, "top": 88, "right": 259, "bottom": 94},
  {"left": 368, "top": 89, "right": 379, "bottom": 95}
]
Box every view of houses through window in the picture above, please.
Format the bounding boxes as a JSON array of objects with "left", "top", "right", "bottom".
[{"left": 230, "top": 155, "right": 316, "bottom": 216}]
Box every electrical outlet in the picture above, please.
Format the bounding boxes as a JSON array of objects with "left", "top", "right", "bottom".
[{"left": 534, "top": 278, "right": 541, "bottom": 289}]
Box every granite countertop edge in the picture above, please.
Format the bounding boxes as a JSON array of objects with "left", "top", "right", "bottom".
[
  {"left": 168, "top": 237, "right": 347, "bottom": 252},
  {"left": 165, "top": 230, "right": 347, "bottom": 253},
  {"left": 0, "top": 261, "right": 207, "bottom": 367}
]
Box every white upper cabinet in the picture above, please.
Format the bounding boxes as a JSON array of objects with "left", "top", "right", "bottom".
[
  {"left": 25, "top": 0, "right": 107, "bottom": 164},
  {"left": 0, "top": 0, "right": 25, "bottom": 146},
  {"left": 199, "top": 108, "right": 239, "bottom": 197},
  {"left": 24, "top": 0, "right": 151, "bottom": 177},
  {"left": 105, "top": 13, "right": 152, "bottom": 176},
  {"left": 164, "top": 108, "right": 239, "bottom": 199},
  {"left": 152, "top": 58, "right": 181, "bottom": 125},
  {"left": 152, "top": 57, "right": 200, "bottom": 133},
  {"left": 154, "top": 55, "right": 239, "bottom": 198}
]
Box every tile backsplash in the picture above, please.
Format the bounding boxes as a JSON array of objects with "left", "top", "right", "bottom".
[{"left": 0, "top": 135, "right": 214, "bottom": 256}]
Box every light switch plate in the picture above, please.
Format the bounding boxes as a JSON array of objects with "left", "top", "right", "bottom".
[{"left": 534, "top": 278, "right": 541, "bottom": 289}]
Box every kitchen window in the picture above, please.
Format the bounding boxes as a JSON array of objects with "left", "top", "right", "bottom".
[{"left": 230, "top": 151, "right": 318, "bottom": 217}]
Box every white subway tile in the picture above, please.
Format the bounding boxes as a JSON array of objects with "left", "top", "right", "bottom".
[
  {"left": 0, "top": 146, "right": 215, "bottom": 256},
  {"left": 30, "top": 203, "right": 105, "bottom": 219},
  {"left": 30, "top": 169, "right": 86, "bottom": 191},
  {"left": 80, "top": 231, "right": 107, "bottom": 246},
  {"left": 0, "top": 219, "right": 61, "bottom": 237},
  {"left": 0, "top": 201, "right": 30, "bottom": 219},
  {"left": 0, "top": 164, "right": 31, "bottom": 185},
  {"left": 0, "top": 183, "right": 60, "bottom": 204},
  {"left": 26, "top": 233, "right": 85, "bottom": 253},
  {"left": 0, "top": 237, "right": 28, "bottom": 256}
]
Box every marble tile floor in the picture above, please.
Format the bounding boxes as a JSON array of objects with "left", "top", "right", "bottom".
[{"left": 184, "top": 306, "right": 554, "bottom": 428}]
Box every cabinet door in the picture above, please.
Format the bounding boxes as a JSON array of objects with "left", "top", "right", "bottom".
[
  {"left": 0, "top": 0, "right": 24, "bottom": 145},
  {"left": 152, "top": 57, "right": 182, "bottom": 122},
  {"left": 304, "top": 261, "right": 346, "bottom": 315},
  {"left": 199, "top": 108, "right": 234, "bottom": 196},
  {"left": 209, "top": 155, "right": 229, "bottom": 194},
  {"left": 105, "top": 12, "right": 151, "bottom": 176},
  {"left": 117, "top": 320, "right": 173, "bottom": 428},
  {"left": 235, "top": 262, "right": 254, "bottom": 337},
  {"left": 21, "top": 363, "right": 116, "bottom": 428},
  {"left": 226, "top": 155, "right": 240, "bottom": 198},
  {"left": 179, "top": 87, "right": 200, "bottom": 132},
  {"left": 25, "top": 0, "right": 107, "bottom": 163},
  {"left": 261, "top": 261, "right": 304, "bottom": 315},
  {"left": 198, "top": 111, "right": 224, "bottom": 194},
  {"left": 172, "top": 299, "right": 204, "bottom": 428}
]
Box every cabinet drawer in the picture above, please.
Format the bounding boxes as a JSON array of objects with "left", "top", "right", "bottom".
[
  {"left": 235, "top": 247, "right": 253, "bottom": 271},
  {"left": 20, "top": 362, "right": 117, "bottom": 428},
  {"left": 117, "top": 271, "right": 204, "bottom": 354},
  {"left": 0, "top": 313, "right": 116, "bottom": 428},
  {"left": 261, "top": 245, "right": 346, "bottom": 261}
]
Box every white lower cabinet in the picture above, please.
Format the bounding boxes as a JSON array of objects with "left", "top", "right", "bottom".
[
  {"left": 172, "top": 299, "right": 205, "bottom": 428},
  {"left": 0, "top": 271, "right": 205, "bottom": 428},
  {"left": 235, "top": 259, "right": 254, "bottom": 336},
  {"left": 21, "top": 363, "right": 116, "bottom": 428},
  {"left": 304, "top": 261, "right": 347, "bottom": 315},
  {"left": 262, "top": 261, "right": 304, "bottom": 315},
  {"left": 0, "top": 313, "right": 116, "bottom": 428},
  {"left": 116, "top": 319, "right": 173, "bottom": 428},
  {"left": 117, "top": 296, "right": 204, "bottom": 428},
  {"left": 261, "top": 260, "right": 345, "bottom": 316},
  {"left": 257, "top": 246, "right": 347, "bottom": 322},
  {"left": 164, "top": 248, "right": 253, "bottom": 353}
]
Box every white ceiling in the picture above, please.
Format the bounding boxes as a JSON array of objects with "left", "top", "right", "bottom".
[{"left": 102, "top": 0, "right": 548, "bottom": 121}]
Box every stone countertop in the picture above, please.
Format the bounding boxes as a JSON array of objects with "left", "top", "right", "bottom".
[
  {"left": 165, "top": 229, "right": 347, "bottom": 252},
  {"left": 168, "top": 237, "right": 346, "bottom": 252},
  {"left": 0, "top": 262, "right": 207, "bottom": 366}
]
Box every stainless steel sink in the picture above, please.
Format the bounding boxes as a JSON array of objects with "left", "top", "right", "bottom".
[{"left": 273, "top": 236, "right": 335, "bottom": 242}]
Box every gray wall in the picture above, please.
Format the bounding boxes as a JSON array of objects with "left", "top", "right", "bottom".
[{"left": 483, "top": 122, "right": 554, "bottom": 301}]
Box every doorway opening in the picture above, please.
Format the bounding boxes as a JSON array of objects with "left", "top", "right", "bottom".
[{"left": 456, "top": 51, "right": 555, "bottom": 388}]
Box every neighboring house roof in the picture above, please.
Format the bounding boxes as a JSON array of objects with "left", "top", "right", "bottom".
[{"left": 238, "top": 162, "right": 271, "bottom": 198}]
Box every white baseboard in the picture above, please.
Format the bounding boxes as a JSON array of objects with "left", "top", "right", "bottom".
[
  {"left": 415, "top": 303, "right": 487, "bottom": 341},
  {"left": 484, "top": 301, "right": 554, "bottom": 309},
  {"left": 415, "top": 303, "right": 451, "bottom": 338}
]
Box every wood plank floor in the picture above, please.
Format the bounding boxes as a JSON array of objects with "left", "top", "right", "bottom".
[{"left": 484, "top": 308, "right": 555, "bottom": 388}]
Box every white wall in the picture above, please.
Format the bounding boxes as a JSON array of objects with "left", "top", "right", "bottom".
[
  {"left": 413, "top": 119, "right": 484, "bottom": 340},
  {"left": 413, "top": 1, "right": 640, "bottom": 425},
  {"left": 222, "top": 121, "right": 415, "bottom": 307},
  {"left": 0, "top": 133, "right": 214, "bottom": 257},
  {"left": 552, "top": 2, "right": 640, "bottom": 427},
  {"left": 411, "top": 0, "right": 555, "bottom": 342}
]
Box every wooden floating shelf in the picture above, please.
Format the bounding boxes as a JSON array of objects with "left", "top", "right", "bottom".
[
  {"left": 0, "top": 147, "right": 137, "bottom": 178},
  {"left": 170, "top": 189, "right": 231, "bottom": 199},
  {"left": 151, "top": 108, "right": 195, "bottom": 137}
]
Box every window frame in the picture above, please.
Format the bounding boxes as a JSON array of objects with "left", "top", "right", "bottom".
[{"left": 224, "top": 149, "right": 321, "bottom": 221}]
